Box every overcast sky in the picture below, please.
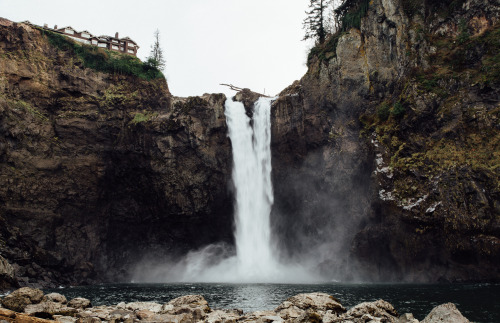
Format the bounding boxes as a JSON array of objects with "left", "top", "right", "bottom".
[{"left": 1, "top": 0, "right": 314, "bottom": 97}]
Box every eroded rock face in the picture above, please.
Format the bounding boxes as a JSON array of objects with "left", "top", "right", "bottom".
[
  {"left": 0, "top": 20, "right": 233, "bottom": 288},
  {"left": 0, "top": 256, "right": 17, "bottom": 290},
  {"left": 270, "top": 0, "right": 500, "bottom": 282}
]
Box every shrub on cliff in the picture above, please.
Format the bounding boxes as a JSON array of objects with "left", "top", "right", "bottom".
[{"left": 40, "top": 29, "right": 163, "bottom": 80}]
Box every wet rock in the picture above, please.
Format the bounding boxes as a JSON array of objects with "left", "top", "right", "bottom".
[
  {"left": 68, "top": 298, "right": 92, "bottom": 310},
  {"left": 43, "top": 293, "right": 67, "bottom": 304},
  {"left": 0, "top": 287, "right": 43, "bottom": 312},
  {"left": 421, "top": 303, "right": 470, "bottom": 323}
]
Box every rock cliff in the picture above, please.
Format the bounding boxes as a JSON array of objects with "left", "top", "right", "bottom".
[
  {"left": 270, "top": 0, "right": 500, "bottom": 282},
  {"left": 0, "top": 18, "right": 233, "bottom": 288},
  {"left": 1, "top": 0, "right": 499, "bottom": 289}
]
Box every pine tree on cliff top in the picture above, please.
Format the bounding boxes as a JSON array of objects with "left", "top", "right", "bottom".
[
  {"left": 147, "top": 29, "right": 166, "bottom": 71},
  {"left": 303, "top": 0, "right": 330, "bottom": 44}
]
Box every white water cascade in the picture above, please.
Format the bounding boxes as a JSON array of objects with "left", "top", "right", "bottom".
[
  {"left": 226, "top": 97, "right": 277, "bottom": 280},
  {"left": 173, "top": 97, "right": 316, "bottom": 283}
]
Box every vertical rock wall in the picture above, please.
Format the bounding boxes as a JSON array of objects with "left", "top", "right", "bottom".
[
  {"left": 0, "top": 20, "right": 234, "bottom": 288},
  {"left": 270, "top": 0, "right": 500, "bottom": 282}
]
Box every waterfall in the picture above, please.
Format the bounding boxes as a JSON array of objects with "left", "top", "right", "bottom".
[
  {"left": 225, "top": 97, "right": 277, "bottom": 280},
  {"left": 168, "top": 97, "right": 316, "bottom": 283}
]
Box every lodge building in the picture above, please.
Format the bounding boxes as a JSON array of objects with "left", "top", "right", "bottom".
[{"left": 35, "top": 22, "right": 139, "bottom": 56}]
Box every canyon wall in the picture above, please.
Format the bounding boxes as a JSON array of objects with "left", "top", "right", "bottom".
[
  {"left": 270, "top": 0, "right": 500, "bottom": 282},
  {"left": 0, "top": 19, "right": 233, "bottom": 289},
  {"left": 0, "top": 0, "right": 499, "bottom": 289}
]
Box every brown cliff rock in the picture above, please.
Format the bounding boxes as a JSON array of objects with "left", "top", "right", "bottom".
[{"left": 0, "top": 19, "right": 233, "bottom": 288}]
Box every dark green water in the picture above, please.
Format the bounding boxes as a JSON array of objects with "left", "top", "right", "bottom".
[{"left": 47, "top": 283, "right": 500, "bottom": 322}]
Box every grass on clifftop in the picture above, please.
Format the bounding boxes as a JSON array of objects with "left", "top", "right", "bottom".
[{"left": 40, "top": 29, "right": 164, "bottom": 80}]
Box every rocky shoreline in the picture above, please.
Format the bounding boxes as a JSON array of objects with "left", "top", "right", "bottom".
[{"left": 0, "top": 287, "right": 471, "bottom": 323}]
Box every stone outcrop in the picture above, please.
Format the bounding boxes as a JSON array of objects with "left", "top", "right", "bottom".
[
  {"left": 0, "top": 289, "right": 474, "bottom": 323},
  {"left": 1, "top": 287, "right": 44, "bottom": 312},
  {"left": 0, "top": 19, "right": 233, "bottom": 289},
  {"left": 0, "top": 256, "right": 17, "bottom": 290},
  {"left": 421, "top": 303, "right": 470, "bottom": 323},
  {"left": 268, "top": 0, "right": 500, "bottom": 282}
]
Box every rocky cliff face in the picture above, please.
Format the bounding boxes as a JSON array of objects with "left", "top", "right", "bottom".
[
  {"left": 0, "top": 19, "right": 233, "bottom": 289},
  {"left": 1, "top": 0, "right": 499, "bottom": 289},
  {"left": 270, "top": 0, "right": 500, "bottom": 282}
]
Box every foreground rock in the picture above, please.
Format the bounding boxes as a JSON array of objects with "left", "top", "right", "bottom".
[
  {"left": 1, "top": 287, "right": 44, "bottom": 312},
  {"left": 421, "top": 303, "right": 470, "bottom": 323},
  {"left": 0, "top": 289, "right": 473, "bottom": 323}
]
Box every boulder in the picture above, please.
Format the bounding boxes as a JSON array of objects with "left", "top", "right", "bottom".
[
  {"left": 0, "top": 287, "right": 44, "bottom": 312},
  {"left": 0, "top": 307, "right": 16, "bottom": 320},
  {"left": 164, "top": 294, "right": 211, "bottom": 320},
  {"left": 205, "top": 309, "right": 242, "bottom": 323},
  {"left": 166, "top": 294, "right": 210, "bottom": 312},
  {"left": 43, "top": 293, "right": 67, "bottom": 304},
  {"left": 68, "top": 298, "right": 92, "bottom": 309},
  {"left": 397, "top": 313, "right": 419, "bottom": 323},
  {"left": 124, "top": 301, "right": 162, "bottom": 313},
  {"left": 421, "top": 303, "right": 470, "bottom": 323},
  {"left": 76, "top": 318, "right": 102, "bottom": 323},
  {"left": 135, "top": 309, "right": 155, "bottom": 320},
  {"left": 24, "top": 301, "right": 78, "bottom": 318},
  {"left": 108, "top": 308, "right": 135, "bottom": 322},
  {"left": 293, "top": 310, "right": 322, "bottom": 323},
  {"left": 242, "top": 310, "right": 284, "bottom": 322},
  {"left": 277, "top": 293, "right": 346, "bottom": 313},
  {"left": 275, "top": 293, "right": 346, "bottom": 320},
  {"left": 145, "top": 313, "right": 192, "bottom": 323},
  {"left": 342, "top": 299, "right": 399, "bottom": 322},
  {"left": 53, "top": 315, "right": 78, "bottom": 323}
]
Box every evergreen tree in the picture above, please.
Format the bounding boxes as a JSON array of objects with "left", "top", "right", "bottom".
[
  {"left": 147, "top": 29, "right": 166, "bottom": 71},
  {"left": 303, "top": 0, "right": 330, "bottom": 44}
]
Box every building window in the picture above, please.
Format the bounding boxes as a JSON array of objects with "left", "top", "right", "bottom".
[{"left": 65, "top": 29, "right": 74, "bottom": 35}]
